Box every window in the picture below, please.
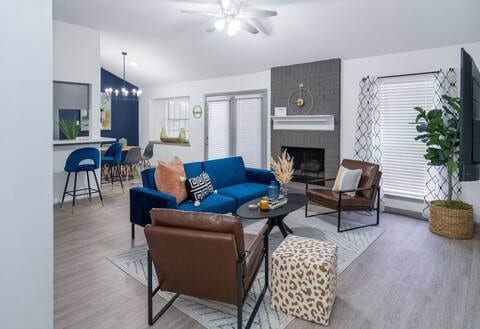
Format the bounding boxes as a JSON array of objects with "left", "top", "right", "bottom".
[
  {"left": 206, "top": 92, "right": 266, "bottom": 168},
  {"left": 378, "top": 74, "right": 436, "bottom": 199},
  {"left": 207, "top": 98, "right": 231, "bottom": 160},
  {"left": 235, "top": 96, "right": 263, "bottom": 167},
  {"left": 165, "top": 97, "right": 189, "bottom": 139}
]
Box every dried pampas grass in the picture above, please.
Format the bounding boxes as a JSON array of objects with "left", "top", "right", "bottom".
[{"left": 270, "top": 150, "right": 294, "bottom": 185}]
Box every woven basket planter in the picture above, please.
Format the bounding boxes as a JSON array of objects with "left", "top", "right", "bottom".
[{"left": 429, "top": 201, "right": 474, "bottom": 239}]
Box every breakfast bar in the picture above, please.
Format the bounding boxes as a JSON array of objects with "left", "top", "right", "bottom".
[{"left": 53, "top": 137, "right": 115, "bottom": 205}]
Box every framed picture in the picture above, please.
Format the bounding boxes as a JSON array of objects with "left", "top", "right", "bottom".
[
  {"left": 100, "top": 92, "right": 112, "bottom": 130},
  {"left": 274, "top": 107, "right": 287, "bottom": 117},
  {"left": 80, "top": 109, "right": 89, "bottom": 131}
]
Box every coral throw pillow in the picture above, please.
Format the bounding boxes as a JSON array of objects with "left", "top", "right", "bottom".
[{"left": 154, "top": 156, "right": 187, "bottom": 204}]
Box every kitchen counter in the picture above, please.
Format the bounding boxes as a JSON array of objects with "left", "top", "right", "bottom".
[{"left": 53, "top": 137, "right": 115, "bottom": 146}]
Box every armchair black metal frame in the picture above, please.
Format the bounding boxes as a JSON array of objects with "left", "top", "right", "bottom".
[
  {"left": 147, "top": 231, "right": 269, "bottom": 329},
  {"left": 305, "top": 177, "right": 381, "bottom": 233}
]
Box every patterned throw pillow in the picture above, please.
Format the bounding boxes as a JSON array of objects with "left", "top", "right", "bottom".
[{"left": 186, "top": 171, "right": 215, "bottom": 203}]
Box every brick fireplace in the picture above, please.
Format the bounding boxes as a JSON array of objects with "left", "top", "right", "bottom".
[
  {"left": 270, "top": 59, "right": 341, "bottom": 181},
  {"left": 281, "top": 146, "right": 325, "bottom": 183}
]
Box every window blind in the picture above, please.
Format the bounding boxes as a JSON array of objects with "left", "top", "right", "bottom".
[
  {"left": 378, "top": 74, "right": 435, "bottom": 199},
  {"left": 235, "top": 97, "right": 262, "bottom": 167},
  {"left": 207, "top": 100, "right": 230, "bottom": 160},
  {"left": 166, "top": 98, "right": 189, "bottom": 139}
]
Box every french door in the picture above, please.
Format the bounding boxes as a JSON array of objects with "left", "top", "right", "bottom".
[{"left": 206, "top": 91, "right": 267, "bottom": 168}]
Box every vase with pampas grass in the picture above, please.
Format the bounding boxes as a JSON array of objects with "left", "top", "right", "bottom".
[{"left": 270, "top": 150, "right": 294, "bottom": 196}]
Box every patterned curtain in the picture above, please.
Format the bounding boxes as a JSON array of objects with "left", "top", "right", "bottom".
[
  {"left": 354, "top": 76, "right": 381, "bottom": 164},
  {"left": 354, "top": 76, "right": 383, "bottom": 208},
  {"left": 423, "top": 68, "right": 460, "bottom": 217},
  {"left": 354, "top": 70, "right": 458, "bottom": 217}
]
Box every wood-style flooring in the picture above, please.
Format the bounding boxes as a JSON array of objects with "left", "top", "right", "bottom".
[{"left": 54, "top": 182, "right": 480, "bottom": 329}]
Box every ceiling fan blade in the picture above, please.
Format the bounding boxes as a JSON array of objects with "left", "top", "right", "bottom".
[
  {"left": 241, "top": 10, "right": 277, "bottom": 18},
  {"left": 240, "top": 20, "right": 259, "bottom": 34},
  {"left": 181, "top": 10, "right": 221, "bottom": 17},
  {"left": 251, "top": 18, "right": 271, "bottom": 35}
]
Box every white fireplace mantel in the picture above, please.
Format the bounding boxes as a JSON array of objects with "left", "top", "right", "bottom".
[{"left": 271, "top": 115, "right": 334, "bottom": 131}]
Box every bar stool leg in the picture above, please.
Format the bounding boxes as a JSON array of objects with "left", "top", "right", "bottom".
[
  {"left": 60, "top": 172, "right": 71, "bottom": 208},
  {"left": 92, "top": 169, "right": 104, "bottom": 207},
  {"left": 110, "top": 165, "right": 114, "bottom": 190},
  {"left": 117, "top": 165, "right": 124, "bottom": 192},
  {"left": 72, "top": 172, "right": 78, "bottom": 213},
  {"left": 86, "top": 170, "right": 92, "bottom": 201}
]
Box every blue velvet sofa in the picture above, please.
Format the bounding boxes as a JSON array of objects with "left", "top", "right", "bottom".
[{"left": 129, "top": 156, "right": 275, "bottom": 238}]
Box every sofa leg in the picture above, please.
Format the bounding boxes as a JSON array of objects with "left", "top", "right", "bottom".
[{"left": 131, "top": 223, "right": 135, "bottom": 240}]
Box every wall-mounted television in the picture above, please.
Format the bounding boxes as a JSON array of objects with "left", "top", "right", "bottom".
[{"left": 459, "top": 48, "right": 480, "bottom": 182}]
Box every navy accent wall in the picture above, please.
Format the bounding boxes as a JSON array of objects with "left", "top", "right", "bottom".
[{"left": 100, "top": 68, "right": 139, "bottom": 146}]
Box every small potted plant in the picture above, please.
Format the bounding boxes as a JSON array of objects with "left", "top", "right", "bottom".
[
  {"left": 414, "top": 95, "right": 473, "bottom": 239},
  {"left": 58, "top": 119, "right": 80, "bottom": 140}
]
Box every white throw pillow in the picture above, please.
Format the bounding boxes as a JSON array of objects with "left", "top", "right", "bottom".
[{"left": 332, "top": 166, "right": 362, "bottom": 196}]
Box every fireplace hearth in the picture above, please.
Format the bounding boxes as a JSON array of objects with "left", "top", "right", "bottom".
[{"left": 281, "top": 146, "right": 325, "bottom": 183}]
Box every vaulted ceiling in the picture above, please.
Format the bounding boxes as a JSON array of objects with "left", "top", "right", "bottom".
[{"left": 53, "top": 0, "right": 480, "bottom": 87}]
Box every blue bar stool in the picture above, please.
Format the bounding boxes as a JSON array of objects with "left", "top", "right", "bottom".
[
  {"left": 101, "top": 142, "right": 124, "bottom": 192},
  {"left": 61, "top": 147, "right": 104, "bottom": 212}
]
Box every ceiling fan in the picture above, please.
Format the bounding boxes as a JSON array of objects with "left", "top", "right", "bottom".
[{"left": 181, "top": 0, "right": 278, "bottom": 36}]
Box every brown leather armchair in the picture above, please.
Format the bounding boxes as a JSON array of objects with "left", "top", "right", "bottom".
[
  {"left": 144, "top": 209, "right": 269, "bottom": 329},
  {"left": 305, "top": 159, "right": 382, "bottom": 232}
]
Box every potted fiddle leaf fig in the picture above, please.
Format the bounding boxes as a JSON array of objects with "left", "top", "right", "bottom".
[{"left": 414, "top": 95, "right": 473, "bottom": 239}]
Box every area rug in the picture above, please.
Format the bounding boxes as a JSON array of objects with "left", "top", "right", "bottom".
[{"left": 108, "top": 209, "right": 383, "bottom": 329}]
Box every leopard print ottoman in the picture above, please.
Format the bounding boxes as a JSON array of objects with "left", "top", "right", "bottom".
[{"left": 270, "top": 235, "right": 337, "bottom": 326}]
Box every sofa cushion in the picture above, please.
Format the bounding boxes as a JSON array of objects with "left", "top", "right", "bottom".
[
  {"left": 218, "top": 182, "right": 268, "bottom": 208},
  {"left": 203, "top": 156, "right": 248, "bottom": 189},
  {"left": 141, "top": 168, "right": 158, "bottom": 190},
  {"left": 177, "top": 193, "right": 236, "bottom": 214},
  {"left": 184, "top": 161, "right": 204, "bottom": 179}
]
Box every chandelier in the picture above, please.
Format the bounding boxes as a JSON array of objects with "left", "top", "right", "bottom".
[{"left": 104, "top": 51, "right": 142, "bottom": 101}]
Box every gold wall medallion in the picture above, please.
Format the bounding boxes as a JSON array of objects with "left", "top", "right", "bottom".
[
  {"left": 288, "top": 82, "right": 314, "bottom": 114},
  {"left": 295, "top": 97, "right": 305, "bottom": 107}
]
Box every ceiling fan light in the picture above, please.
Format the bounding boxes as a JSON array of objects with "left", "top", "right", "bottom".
[
  {"left": 221, "top": 0, "right": 232, "bottom": 9},
  {"left": 227, "top": 19, "right": 240, "bottom": 36},
  {"left": 214, "top": 19, "right": 226, "bottom": 31}
]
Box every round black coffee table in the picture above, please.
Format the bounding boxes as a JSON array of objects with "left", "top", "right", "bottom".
[{"left": 237, "top": 193, "right": 308, "bottom": 238}]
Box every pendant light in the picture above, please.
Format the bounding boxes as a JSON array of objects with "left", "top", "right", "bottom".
[{"left": 104, "top": 51, "right": 142, "bottom": 101}]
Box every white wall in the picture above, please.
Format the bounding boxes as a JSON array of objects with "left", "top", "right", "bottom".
[
  {"left": 53, "top": 20, "right": 101, "bottom": 137},
  {"left": 139, "top": 71, "right": 270, "bottom": 164},
  {"left": 52, "top": 21, "right": 103, "bottom": 205},
  {"left": 341, "top": 42, "right": 480, "bottom": 222},
  {"left": 140, "top": 43, "right": 480, "bottom": 221},
  {"left": 0, "top": 0, "right": 53, "bottom": 328}
]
